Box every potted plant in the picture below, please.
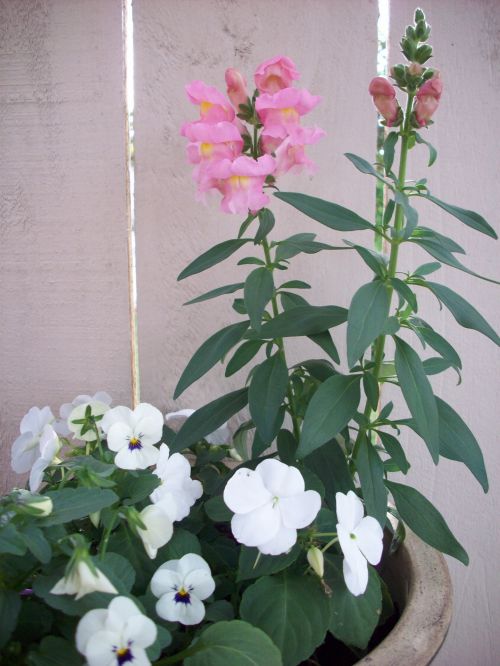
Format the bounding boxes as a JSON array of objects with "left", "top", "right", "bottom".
[{"left": 0, "top": 8, "right": 497, "bottom": 665}]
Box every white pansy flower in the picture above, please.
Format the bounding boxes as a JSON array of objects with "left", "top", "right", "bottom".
[
  {"left": 336, "top": 490, "right": 384, "bottom": 596},
  {"left": 166, "top": 408, "right": 231, "bottom": 445},
  {"left": 137, "top": 495, "right": 177, "bottom": 559},
  {"left": 55, "top": 391, "right": 112, "bottom": 436},
  {"left": 76, "top": 596, "right": 156, "bottom": 666},
  {"left": 223, "top": 459, "right": 321, "bottom": 556},
  {"left": 151, "top": 553, "right": 215, "bottom": 626},
  {"left": 29, "top": 424, "right": 61, "bottom": 492},
  {"left": 50, "top": 560, "right": 117, "bottom": 600},
  {"left": 11, "top": 406, "right": 54, "bottom": 474},
  {"left": 150, "top": 444, "right": 202, "bottom": 521},
  {"left": 101, "top": 403, "right": 163, "bottom": 470},
  {"left": 67, "top": 400, "right": 111, "bottom": 442}
]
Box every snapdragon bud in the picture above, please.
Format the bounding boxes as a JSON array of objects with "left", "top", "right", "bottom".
[
  {"left": 415, "top": 44, "right": 433, "bottom": 64},
  {"left": 307, "top": 546, "right": 325, "bottom": 578},
  {"left": 408, "top": 62, "right": 424, "bottom": 77}
]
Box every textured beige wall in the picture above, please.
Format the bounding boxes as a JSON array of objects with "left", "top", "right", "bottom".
[{"left": 0, "top": 0, "right": 132, "bottom": 492}]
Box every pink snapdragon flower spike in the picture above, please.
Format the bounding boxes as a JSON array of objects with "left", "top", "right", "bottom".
[
  {"left": 225, "top": 68, "right": 249, "bottom": 110},
  {"left": 368, "top": 76, "right": 400, "bottom": 126},
  {"left": 414, "top": 73, "right": 443, "bottom": 126},
  {"left": 256, "top": 88, "right": 322, "bottom": 133},
  {"left": 181, "top": 121, "right": 243, "bottom": 175},
  {"left": 254, "top": 56, "right": 300, "bottom": 94},
  {"left": 204, "top": 154, "right": 276, "bottom": 214},
  {"left": 185, "top": 80, "right": 235, "bottom": 122},
  {"left": 274, "top": 125, "right": 326, "bottom": 175}
]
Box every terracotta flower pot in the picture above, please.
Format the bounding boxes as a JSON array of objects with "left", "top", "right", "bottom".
[{"left": 356, "top": 530, "right": 453, "bottom": 665}]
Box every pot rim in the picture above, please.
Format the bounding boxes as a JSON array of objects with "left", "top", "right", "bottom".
[{"left": 356, "top": 529, "right": 453, "bottom": 666}]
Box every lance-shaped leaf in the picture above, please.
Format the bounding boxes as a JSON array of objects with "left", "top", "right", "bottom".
[
  {"left": 385, "top": 480, "right": 469, "bottom": 565},
  {"left": 249, "top": 354, "right": 289, "bottom": 444},
  {"left": 255, "top": 208, "right": 275, "bottom": 242},
  {"left": 377, "top": 430, "right": 410, "bottom": 474},
  {"left": 436, "top": 397, "right": 488, "bottom": 492},
  {"left": 415, "top": 132, "right": 437, "bottom": 166},
  {"left": 178, "top": 239, "right": 251, "bottom": 280},
  {"left": 421, "top": 193, "right": 497, "bottom": 239},
  {"left": 356, "top": 436, "right": 387, "bottom": 527},
  {"left": 308, "top": 330, "right": 340, "bottom": 364},
  {"left": 303, "top": 439, "right": 354, "bottom": 509},
  {"left": 174, "top": 321, "right": 249, "bottom": 398},
  {"left": 299, "top": 374, "right": 361, "bottom": 458},
  {"left": 391, "top": 278, "right": 417, "bottom": 312},
  {"left": 344, "top": 152, "right": 390, "bottom": 186},
  {"left": 275, "top": 238, "right": 340, "bottom": 261},
  {"left": 184, "top": 282, "right": 244, "bottom": 305},
  {"left": 171, "top": 388, "right": 248, "bottom": 453},
  {"left": 383, "top": 131, "right": 398, "bottom": 173},
  {"left": 413, "top": 322, "right": 462, "bottom": 370},
  {"left": 343, "top": 241, "right": 388, "bottom": 278},
  {"left": 347, "top": 280, "right": 391, "bottom": 369},
  {"left": 426, "top": 282, "right": 500, "bottom": 346},
  {"left": 258, "top": 305, "right": 348, "bottom": 339},
  {"left": 244, "top": 267, "right": 274, "bottom": 332},
  {"left": 225, "top": 340, "right": 263, "bottom": 377},
  {"left": 394, "top": 336, "right": 439, "bottom": 463},
  {"left": 274, "top": 191, "right": 373, "bottom": 231},
  {"left": 395, "top": 191, "right": 418, "bottom": 239}
]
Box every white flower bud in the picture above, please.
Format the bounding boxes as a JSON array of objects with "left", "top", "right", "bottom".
[{"left": 307, "top": 546, "right": 325, "bottom": 578}]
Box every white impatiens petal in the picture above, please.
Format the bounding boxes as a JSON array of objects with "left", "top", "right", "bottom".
[
  {"left": 151, "top": 568, "right": 182, "bottom": 598},
  {"left": 257, "top": 525, "right": 297, "bottom": 555},
  {"left": 280, "top": 490, "right": 321, "bottom": 529},
  {"left": 231, "top": 502, "right": 280, "bottom": 547},
  {"left": 123, "top": 613, "right": 158, "bottom": 649},
  {"left": 184, "top": 568, "right": 216, "bottom": 600},
  {"left": 223, "top": 468, "right": 272, "bottom": 514},
  {"left": 336, "top": 490, "right": 364, "bottom": 532},
  {"left": 11, "top": 432, "right": 38, "bottom": 474},
  {"left": 256, "top": 458, "right": 305, "bottom": 497},
  {"left": 75, "top": 609, "right": 108, "bottom": 654},
  {"left": 343, "top": 555, "right": 369, "bottom": 596},
  {"left": 101, "top": 405, "right": 133, "bottom": 433},
  {"left": 337, "top": 523, "right": 363, "bottom": 569},
  {"left": 354, "top": 516, "right": 384, "bottom": 565},
  {"left": 106, "top": 422, "right": 133, "bottom": 452}
]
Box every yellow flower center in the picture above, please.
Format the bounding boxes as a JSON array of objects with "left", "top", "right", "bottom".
[
  {"left": 280, "top": 107, "right": 299, "bottom": 122},
  {"left": 200, "top": 100, "right": 213, "bottom": 115},
  {"left": 229, "top": 175, "right": 250, "bottom": 189},
  {"left": 200, "top": 142, "right": 213, "bottom": 157}
]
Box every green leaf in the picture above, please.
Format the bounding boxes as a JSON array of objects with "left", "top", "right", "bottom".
[
  {"left": 240, "top": 573, "right": 330, "bottom": 666},
  {"left": 184, "top": 620, "right": 282, "bottom": 666},
  {"left": 279, "top": 280, "right": 311, "bottom": 290},
  {"left": 304, "top": 439, "right": 355, "bottom": 509},
  {"left": 344, "top": 152, "right": 389, "bottom": 185},
  {"left": 385, "top": 480, "right": 469, "bottom": 564},
  {"left": 28, "top": 636, "right": 81, "bottom": 666},
  {"left": 325, "top": 555, "right": 382, "bottom": 650},
  {"left": 436, "top": 397, "right": 488, "bottom": 492},
  {"left": 178, "top": 239, "right": 251, "bottom": 280},
  {"left": 394, "top": 336, "right": 439, "bottom": 463},
  {"left": 299, "top": 358, "right": 336, "bottom": 382},
  {"left": 413, "top": 322, "right": 461, "bottom": 369},
  {"left": 95, "top": 552, "right": 136, "bottom": 592},
  {"left": 238, "top": 257, "right": 265, "bottom": 266},
  {"left": 415, "top": 132, "right": 437, "bottom": 166},
  {"left": 383, "top": 131, "right": 398, "bottom": 173},
  {"left": 20, "top": 526, "right": 52, "bottom": 563},
  {"left": 413, "top": 261, "right": 441, "bottom": 277},
  {"left": 426, "top": 282, "right": 500, "bottom": 346},
  {"left": 377, "top": 431, "right": 410, "bottom": 474},
  {"left": 244, "top": 268, "right": 274, "bottom": 332},
  {"left": 422, "top": 193, "right": 497, "bottom": 238},
  {"left": 205, "top": 496, "right": 233, "bottom": 523},
  {"left": 0, "top": 589, "right": 21, "bottom": 649},
  {"left": 412, "top": 226, "right": 465, "bottom": 253},
  {"left": 116, "top": 469, "right": 160, "bottom": 504},
  {"left": 162, "top": 528, "right": 202, "bottom": 559},
  {"left": 423, "top": 357, "right": 452, "bottom": 375},
  {"left": 205, "top": 600, "right": 235, "bottom": 622},
  {"left": 277, "top": 429, "right": 298, "bottom": 464},
  {"left": 275, "top": 238, "right": 339, "bottom": 261},
  {"left": 274, "top": 191, "right": 373, "bottom": 231},
  {"left": 174, "top": 321, "right": 249, "bottom": 398},
  {"left": 343, "top": 241, "right": 388, "bottom": 278},
  {"left": 395, "top": 191, "right": 418, "bottom": 239},
  {"left": 308, "top": 331, "right": 341, "bottom": 364},
  {"left": 146, "top": 625, "right": 172, "bottom": 662},
  {"left": 363, "top": 372, "right": 379, "bottom": 411},
  {"left": 225, "top": 340, "right": 263, "bottom": 377},
  {"left": 259, "top": 305, "right": 348, "bottom": 339},
  {"left": 43, "top": 488, "right": 118, "bottom": 526},
  {"left": 347, "top": 280, "right": 391, "bottom": 369},
  {"left": 356, "top": 437, "right": 387, "bottom": 527},
  {"left": 184, "top": 282, "right": 244, "bottom": 305},
  {"left": 237, "top": 544, "right": 301, "bottom": 582},
  {"left": 171, "top": 388, "right": 249, "bottom": 453},
  {"left": 391, "top": 277, "right": 417, "bottom": 312},
  {"left": 299, "top": 375, "right": 361, "bottom": 458},
  {"left": 249, "top": 354, "right": 289, "bottom": 443},
  {"left": 255, "top": 208, "right": 275, "bottom": 242},
  {"left": 0, "top": 523, "right": 27, "bottom": 555}
]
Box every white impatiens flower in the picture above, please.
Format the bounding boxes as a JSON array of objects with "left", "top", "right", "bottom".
[
  {"left": 50, "top": 560, "right": 117, "bottom": 600},
  {"left": 76, "top": 596, "right": 157, "bottom": 666},
  {"left": 166, "top": 408, "right": 231, "bottom": 445},
  {"left": 101, "top": 403, "right": 163, "bottom": 470},
  {"left": 336, "top": 490, "right": 384, "bottom": 596},
  {"left": 223, "top": 459, "right": 321, "bottom": 556},
  {"left": 150, "top": 444, "right": 202, "bottom": 521},
  {"left": 55, "top": 391, "right": 112, "bottom": 437},
  {"left": 67, "top": 399, "right": 111, "bottom": 442},
  {"left": 11, "top": 406, "right": 54, "bottom": 474},
  {"left": 151, "top": 553, "right": 215, "bottom": 626},
  {"left": 29, "top": 424, "right": 61, "bottom": 492},
  {"left": 137, "top": 495, "right": 177, "bottom": 559}
]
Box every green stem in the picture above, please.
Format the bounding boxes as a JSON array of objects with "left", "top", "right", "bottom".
[
  {"left": 354, "top": 93, "right": 415, "bottom": 454},
  {"left": 321, "top": 536, "right": 339, "bottom": 553},
  {"left": 99, "top": 515, "right": 117, "bottom": 560},
  {"left": 261, "top": 238, "right": 302, "bottom": 443}
]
